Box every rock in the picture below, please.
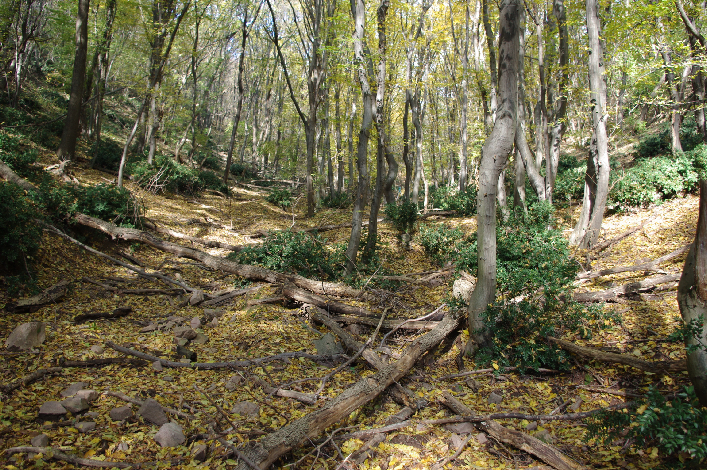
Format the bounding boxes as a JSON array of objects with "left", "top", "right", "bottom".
[
  {"left": 154, "top": 422, "right": 185, "bottom": 447},
  {"left": 570, "top": 397, "right": 583, "bottom": 412},
  {"left": 62, "top": 397, "right": 89, "bottom": 414},
  {"left": 110, "top": 406, "right": 134, "bottom": 421},
  {"left": 139, "top": 323, "right": 158, "bottom": 333},
  {"left": 190, "top": 317, "right": 201, "bottom": 329},
  {"left": 193, "top": 333, "right": 208, "bottom": 345},
  {"left": 345, "top": 324, "right": 365, "bottom": 337},
  {"left": 153, "top": 360, "right": 163, "bottom": 372},
  {"left": 476, "top": 432, "right": 489, "bottom": 445},
  {"left": 312, "top": 333, "right": 344, "bottom": 356},
  {"left": 231, "top": 401, "right": 260, "bottom": 419},
  {"left": 38, "top": 401, "right": 66, "bottom": 417},
  {"left": 225, "top": 375, "right": 242, "bottom": 391},
  {"left": 162, "top": 375, "right": 174, "bottom": 382},
  {"left": 5, "top": 322, "right": 46, "bottom": 351},
  {"left": 173, "top": 326, "right": 197, "bottom": 340},
  {"left": 31, "top": 434, "right": 49, "bottom": 447},
  {"left": 75, "top": 421, "right": 96, "bottom": 433},
  {"left": 138, "top": 398, "right": 169, "bottom": 426},
  {"left": 209, "top": 318, "right": 218, "bottom": 327},
  {"left": 189, "top": 290, "right": 204, "bottom": 305},
  {"left": 176, "top": 337, "right": 189, "bottom": 346},
  {"left": 535, "top": 429, "right": 553, "bottom": 443},
  {"left": 452, "top": 278, "right": 475, "bottom": 303},
  {"left": 117, "top": 442, "right": 129, "bottom": 452},
  {"left": 90, "top": 345, "right": 104, "bottom": 354},
  {"left": 203, "top": 308, "right": 225, "bottom": 320},
  {"left": 76, "top": 390, "right": 98, "bottom": 402},
  {"left": 488, "top": 391, "right": 503, "bottom": 405},
  {"left": 444, "top": 422, "right": 474, "bottom": 434},
  {"left": 176, "top": 344, "right": 197, "bottom": 362},
  {"left": 191, "top": 443, "right": 208, "bottom": 462},
  {"left": 525, "top": 421, "right": 538, "bottom": 431},
  {"left": 61, "top": 382, "right": 88, "bottom": 397},
  {"left": 85, "top": 411, "right": 99, "bottom": 418},
  {"left": 449, "top": 433, "right": 464, "bottom": 450},
  {"left": 465, "top": 378, "right": 481, "bottom": 392},
  {"left": 167, "top": 315, "right": 184, "bottom": 322}
]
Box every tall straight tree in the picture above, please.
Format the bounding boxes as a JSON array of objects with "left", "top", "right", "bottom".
[
  {"left": 466, "top": 0, "right": 520, "bottom": 356},
  {"left": 56, "top": 0, "right": 90, "bottom": 161},
  {"left": 570, "top": 0, "right": 610, "bottom": 248}
]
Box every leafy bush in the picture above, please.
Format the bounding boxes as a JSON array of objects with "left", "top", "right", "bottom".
[
  {"left": 229, "top": 230, "right": 336, "bottom": 280},
  {"left": 0, "top": 183, "right": 43, "bottom": 271},
  {"left": 419, "top": 223, "right": 464, "bottom": 266},
  {"left": 385, "top": 199, "right": 419, "bottom": 235},
  {"left": 553, "top": 155, "right": 586, "bottom": 203},
  {"left": 636, "top": 132, "right": 670, "bottom": 159},
  {"left": 586, "top": 386, "right": 707, "bottom": 464},
  {"left": 266, "top": 189, "right": 293, "bottom": 209},
  {"left": 197, "top": 169, "right": 228, "bottom": 194},
  {"left": 230, "top": 162, "right": 258, "bottom": 179},
  {"left": 430, "top": 185, "right": 477, "bottom": 215},
  {"left": 321, "top": 191, "right": 351, "bottom": 209},
  {"left": 198, "top": 152, "right": 221, "bottom": 171},
  {"left": 0, "top": 133, "right": 38, "bottom": 178},
  {"left": 130, "top": 155, "right": 211, "bottom": 195},
  {"left": 90, "top": 139, "right": 123, "bottom": 171}
]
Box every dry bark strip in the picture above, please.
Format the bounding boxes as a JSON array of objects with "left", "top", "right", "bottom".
[
  {"left": 547, "top": 336, "right": 686, "bottom": 373},
  {"left": 105, "top": 341, "right": 337, "bottom": 370},
  {"left": 439, "top": 391, "right": 586, "bottom": 470},
  {"left": 74, "top": 213, "right": 363, "bottom": 299},
  {"left": 5, "top": 446, "right": 133, "bottom": 468},
  {"left": 577, "top": 244, "right": 690, "bottom": 280},
  {"left": 142, "top": 219, "right": 244, "bottom": 252},
  {"left": 233, "top": 311, "right": 463, "bottom": 470},
  {"left": 573, "top": 273, "right": 681, "bottom": 302},
  {"left": 4, "top": 280, "right": 70, "bottom": 313}
]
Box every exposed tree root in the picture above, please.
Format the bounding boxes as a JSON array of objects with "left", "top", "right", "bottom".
[
  {"left": 547, "top": 336, "right": 686, "bottom": 373},
  {"left": 573, "top": 273, "right": 681, "bottom": 302}
]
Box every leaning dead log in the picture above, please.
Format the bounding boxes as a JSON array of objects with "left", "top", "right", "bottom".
[
  {"left": 577, "top": 244, "right": 690, "bottom": 280},
  {"left": 573, "top": 273, "right": 681, "bottom": 302},
  {"left": 5, "top": 280, "right": 70, "bottom": 313},
  {"left": 73, "top": 213, "right": 363, "bottom": 299},
  {"left": 547, "top": 336, "right": 686, "bottom": 373},
  {"left": 439, "top": 391, "right": 586, "bottom": 470},
  {"left": 233, "top": 310, "right": 463, "bottom": 470}
]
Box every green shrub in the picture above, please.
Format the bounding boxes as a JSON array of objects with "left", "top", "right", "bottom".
[
  {"left": 553, "top": 155, "right": 586, "bottom": 203},
  {"left": 90, "top": 139, "right": 123, "bottom": 171},
  {"left": 0, "top": 183, "right": 43, "bottom": 271},
  {"left": 430, "top": 185, "right": 477, "bottom": 215},
  {"left": 229, "top": 230, "right": 335, "bottom": 280},
  {"left": 321, "top": 191, "right": 351, "bottom": 209},
  {"left": 197, "top": 169, "right": 228, "bottom": 194},
  {"left": 385, "top": 199, "right": 419, "bottom": 235},
  {"left": 0, "top": 134, "right": 38, "bottom": 178},
  {"left": 419, "top": 223, "right": 464, "bottom": 266},
  {"left": 130, "top": 155, "right": 204, "bottom": 195},
  {"left": 266, "top": 189, "right": 293, "bottom": 209},
  {"left": 586, "top": 386, "right": 707, "bottom": 465},
  {"left": 230, "top": 162, "right": 258, "bottom": 179},
  {"left": 198, "top": 152, "right": 221, "bottom": 171}
]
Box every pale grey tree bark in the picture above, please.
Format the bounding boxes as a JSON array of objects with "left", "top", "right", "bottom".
[{"left": 466, "top": 0, "right": 520, "bottom": 356}]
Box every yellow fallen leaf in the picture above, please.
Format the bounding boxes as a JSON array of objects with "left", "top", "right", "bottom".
[{"left": 84, "top": 449, "right": 96, "bottom": 458}]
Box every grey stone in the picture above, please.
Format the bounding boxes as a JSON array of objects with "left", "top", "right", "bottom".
[
  {"left": 90, "top": 345, "right": 104, "bottom": 354},
  {"left": 62, "top": 397, "right": 89, "bottom": 414},
  {"left": 203, "top": 308, "right": 225, "bottom": 319},
  {"left": 209, "top": 318, "right": 218, "bottom": 327},
  {"left": 85, "top": 411, "right": 99, "bottom": 418},
  {"left": 38, "top": 401, "right": 66, "bottom": 417},
  {"left": 189, "top": 290, "right": 204, "bottom": 305},
  {"left": 174, "top": 326, "right": 197, "bottom": 340},
  {"left": 139, "top": 323, "right": 158, "bottom": 333},
  {"left": 191, "top": 443, "right": 208, "bottom": 462},
  {"left": 488, "top": 391, "right": 503, "bottom": 405},
  {"left": 190, "top": 317, "right": 201, "bottom": 329},
  {"left": 61, "top": 382, "right": 88, "bottom": 397},
  {"left": 444, "top": 422, "right": 475, "bottom": 434},
  {"left": 225, "top": 375, "right": 242, "bottom": 391},
  {"left": 465, "top": 377, "right": 481, "bottom": 391},
  {"left": 176, "top": 344, "right": 196, "bottom": 362},
  {"left": 345, "top": 324, "right": 365, "bottom": 337},
  {"left": 5, "top": 322, "right": 46, "bottom": 351},
  {"left": 110, "top": 406, "right": 133, "bottom": 421},
  {"left": 31, "top": 434, "right": 49, "bottom": 447},
  {"left": 153, "top": 360, "right": 163, "bottom": 372},
  {"left": 164, "top": 321, "right": 176, "bottom": 331},
  {"left": 570, "top": 397, "right": 583, "bottom": 412},
  {"left": 167, "top": 315, "right": 184, "bottom": 322},
  {"left": 449, "top": 433, "right": 464, "bottom": 450},
  {"left": 525, "top": 421, "right": 538, "bottom": 431},
  {"left": 138, "top": 398, "right": 169, "bottom": 426},
  {"left": 193, "top": 333, "right": 208, "bottom": 345},
  {"left": 231, "top": 401, "right": 260, "bottom": 419},
  {"left": 154, "top": 422, "right": 185, "bottom": 447},
  {"left": 452, "top": 278, "right": 476, "bottom": 303},
  {"left": 75, "top": 421, "right": 96, "bottom": 433},
  {"left": 535, "top": 429, "right": 553, "bottom": 443},
  {"left": 162, "top": 375, "right": 174, "bottom": 382},
  {"left": 176, "top": 337, "right": 189, "bottom": 347},
  {"left": 476, "top": 432, "right": 489, "bottom": 445},
  {"left": 312, "top": 333, "right": 344, "bottom": 356},
  {"left": 76, "top": 390, "right": 98, "bottom": 402}
]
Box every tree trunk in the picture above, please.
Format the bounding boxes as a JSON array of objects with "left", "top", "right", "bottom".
[
  {"left": 678, "top": 180, "right": 707, "bottom": 407},
  {"left": 402, "top": 92, "right": 412, "bottom": 200},
  {"left": 56, "top": 0, "right": 90, "bottom": 161},
  {"left": 465, "top": 0, "right": 520, "bottom": 356},
  {"left": 481, "top": 0, "right": 497, "bottom": 129},
  {"left": 570, "top": 0, "right": 610, "bottom": 249}
]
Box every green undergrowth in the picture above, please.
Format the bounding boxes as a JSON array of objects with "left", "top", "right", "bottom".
[{"left": 129, "top": 155, "right": 228, "bottom": 195}]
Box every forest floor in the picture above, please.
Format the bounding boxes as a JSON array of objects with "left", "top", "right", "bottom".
[{"left": 0, "top": 156, "right": 699, "bottom": 469}]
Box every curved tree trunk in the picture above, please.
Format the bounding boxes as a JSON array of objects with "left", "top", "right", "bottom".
[
  {"left": 678, "top": 180, "right": 707, "bottom": 407},
  {"left": 466, "top": 0, "right": 520, "bottom": 356}
]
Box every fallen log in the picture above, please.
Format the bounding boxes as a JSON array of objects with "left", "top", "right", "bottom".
[
  {"left": 332, "top": 315, "right": 439, "bottom": 331},
  {"left": 74, "top": 306, "right": 132, "bottom": 323},
  {"left": 547, "top": 336, "right": 686, "bottom": 373},
  {"left": 142, "top": 219, "right": 244, "bottom": 252},
  {"left": 233, "top": 310, "right": 463, "bottom": 469},
  {"left": 202, "top": 285, "right": 262, "bottom": 306},
  {"left": 106, "top": 341, "right": 338, "bottom": 370},
  {"left": 282, "top": 284, "right": 376, "bottom": 317},
  {"left": 5, "top": 280, "right": 70, "bottom": 313},
  {"left": 5, "top": 446, "right": 132, "bottom": 468},
  {"left": 590, "top": 219, "right": 648, "bottom": 255},
  {"left": 73, "top": 213, "right": 363, "bottom": 299},
  {"left": 1, "top": 367, "right": 63, "bottom": 395},
  {"left": 577, "top": 244, "right": 690, "bottom": 280},
  {"left": 0, "top": 160, "right": 37, "bottom": 191},
  {"left": 573, "top": 273, "right": 681, "bottom": 302},
  {"left": 439, "top": 391, "right": 586, "bottom": 470}
]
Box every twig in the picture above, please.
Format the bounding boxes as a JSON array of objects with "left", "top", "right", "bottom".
[
  {"left": 433, "top": 433, "right": 474, "bottom": 470},
  {"left": 5, "top": 446, "right": 133, "bottom": 468}
]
